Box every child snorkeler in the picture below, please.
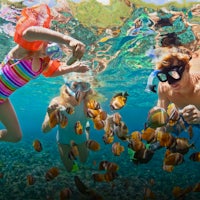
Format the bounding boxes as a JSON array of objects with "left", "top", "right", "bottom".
[
  {"left": 0, "top": 4, "right": 89, "bottom": 143},
  {"left": 42, "top": 80, "right": 94, "bottom": 172}
]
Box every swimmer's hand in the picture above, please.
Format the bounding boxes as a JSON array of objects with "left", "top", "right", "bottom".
[
  {"left": 181, "top": 105, "right": 200, "bottom": 124},
  {"left": 68, "top": 39, "right": 85, "bottom": 61},
  {"left": 69, "top": 61, "right": 90, "bottom": 73}
]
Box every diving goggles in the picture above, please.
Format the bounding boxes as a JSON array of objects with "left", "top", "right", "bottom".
[
  {"left": 156, "top": 65, "right": 185, "bottom": 84},
  {"left": 145, "top": 65, "right": 185, "bottom": 93},
  {"left": 65, "top": 81, "right": 91, "bottom": 98}
]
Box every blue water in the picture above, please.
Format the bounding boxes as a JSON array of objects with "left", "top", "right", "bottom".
[{"left": 0, "top": 2, "right": 200, "bottom": 200}]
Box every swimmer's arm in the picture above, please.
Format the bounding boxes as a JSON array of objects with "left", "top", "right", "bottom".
[
  {"left": 157, "top": 83, "right": 170, "bottom": 110},
  {"left": 23, "top": 26, "right": 85, "bottom": 60},
  {"left": 48, "top": 61, "right": 89, "bottom": 77}
]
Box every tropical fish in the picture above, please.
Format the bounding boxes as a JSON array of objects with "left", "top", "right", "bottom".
[
  {"left": 129, "top": 131, "right": 142, "bottom": 141},
  {"left": 87, "top": 108, "right": 101, "bottom": 118},
  {"left": 110, "top": 92, "right": 129, "bottom": 110},
  {"left": 102, "top": 134, "right": 114, "bottom": 144},
  {"left": 189, "top": 152, "right": 200, "bottom": 162},
  {"left": 172, "top": 137, "right": 194, "bottom": 154},
  {"left": 146, "top": 106, "right": 169, "bottom": 128},
  {"left": 74, "top": 176, "right": 103, "bottom": 200},
  {"left": 133, "top": 148, "right": 154, "bottom": 164},
  {"left": 45, "top": 167, "right": 59, "bottom": 181},
  {"left": 68, "top": 141, "right": 79, "bottom": 160},
  {"left": 49, "top": 109, "right": 59, "bottom": 128},
  {"left": 60, "top": 117, "right": 68, "bottom": 128},
  {"left": 74, "top": 121, "right": 83, "bottom": 134},
  {"left": 33, "top": 139, "right": 42, "bottom": 152},
  {"left": 114, "top": 121, "right": 129, "bottom": 140},
  {"left": 167, "top": 103, "right": 180, "bottom": 126},
  {"left": 60, "top": 188, "right": 72, "bottom": 200},
  {"left": 85, "top": 139, "right": 100, "bottom": 151},
  {"left": 111, "top": 142, "right": 124, "bottom": 156},
  {"left": 141, "top": 128, "right": 156, "bottom": 143},
  {"left": 156, "top": 131, "right": 176, "bottom": 148},
  {"left": 128, "top": 139, "right": 146, "bottom": 152},
  {"left": 27, "top": 175, "right": 35, "bottom": 185},
  {"left": 98, "top": 160, "right": 119, "bottom": 172},
  {"left": 93, "top": 172, "right": 118, "bottom": 182},
  {"left": 65, "top": 105, "right": 74, "bottom": 115},
  {"left": 49, "top": 106, "right": 68, "bottom": 128},
  {"left": 164, "top": 152, "right": 184, "bottom": 166},
  {"left": 93, "top": 117, "right": 105, "bottom": 130},
  {"left": 112, "top": 112, "right": 122, "bottom": 125},
  {"left": 98, "top": 110, "right": 107, "bottom": 120},
  {"left": 87, "top": 99, "right": 101, "bottom": 110}
]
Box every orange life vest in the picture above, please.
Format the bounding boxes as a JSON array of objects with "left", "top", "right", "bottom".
[{"left": 14, "top": 4, "right": 52, "bottom": 51}]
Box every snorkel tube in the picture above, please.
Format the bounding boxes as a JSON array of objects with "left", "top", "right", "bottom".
[{"left": 145, "top": 70, "right": 160, "bottom": 93}]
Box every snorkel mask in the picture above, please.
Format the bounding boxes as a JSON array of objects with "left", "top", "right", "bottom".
[
  {"left": 65, "top": 81, "right": 91, "bottom": 101},
  {"left": 145, "top": 65, "right": 185, "bottom": 93},
  {"left": 46, "top": 43, "right": 63, "bottom": 60}
]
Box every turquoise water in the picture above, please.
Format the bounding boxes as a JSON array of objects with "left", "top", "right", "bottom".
[{"left": 0, "top": 2, "right": 200, "bottom": 200}]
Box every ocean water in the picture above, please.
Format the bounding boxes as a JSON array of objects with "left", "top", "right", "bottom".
[{"left": 0, "top": 1, "right": 200, "bottom": 200}]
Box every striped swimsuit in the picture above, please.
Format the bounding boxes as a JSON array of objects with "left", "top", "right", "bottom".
[{"left": 0, "top": 55, "right": 44, "bottom": 104}]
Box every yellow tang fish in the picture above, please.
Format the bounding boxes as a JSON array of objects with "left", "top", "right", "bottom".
[{"left": 110, "top": 92, "right": 129, "bottom": 110}]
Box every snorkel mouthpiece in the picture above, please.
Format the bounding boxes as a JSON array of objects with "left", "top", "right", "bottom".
[
  {"left": 46, "top": 43, "right": 63, "bottom": 60},
  {"left": 145, "top": 70, "right": 159, "bottom": 93}
]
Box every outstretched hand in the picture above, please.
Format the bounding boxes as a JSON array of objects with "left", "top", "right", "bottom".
[
  {"left": 181, "top": 104, "right": 200, "bottom": 124},
  {"left": 69, "top": 39, "right": 85, "bottom": 61},
  {"left": 70, "top": 61, "right": 90, "bottom": 73}
]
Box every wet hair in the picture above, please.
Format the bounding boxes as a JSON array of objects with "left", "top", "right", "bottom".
[{"left": 156, "top": 47, "right": 191, "bottom": 70}]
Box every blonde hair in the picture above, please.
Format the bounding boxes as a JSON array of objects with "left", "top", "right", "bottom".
[{"left": 59, "top": 84, "right": 106, "bottom": 103}]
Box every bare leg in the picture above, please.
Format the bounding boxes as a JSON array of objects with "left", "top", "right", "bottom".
[
  {"left": 57, "top": 143, "right": 74, "bottom": 172},
  {"left": 77, "top": 142, "right": 89, "bottom": 163},
  {"left": 0, "top": 99, "right": 22, "bottom": 142}
]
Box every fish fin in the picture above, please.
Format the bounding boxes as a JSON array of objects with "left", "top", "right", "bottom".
[
  {"left": 124, "top": 91, "right": 129, "bottom": 97},
  {"left": 113, "top": 92, "right": 123, "bottom": 98}
]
